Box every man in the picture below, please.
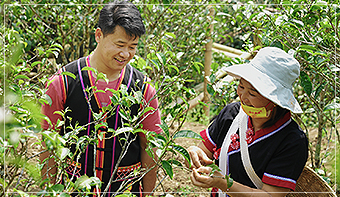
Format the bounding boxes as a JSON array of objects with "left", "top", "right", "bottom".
[{"left": 40, "top": 1, "right": 161, "bottom": 196}]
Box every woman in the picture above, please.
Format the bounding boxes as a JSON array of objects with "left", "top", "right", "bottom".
[{"left": 188, "top": 47, "right": 308, "bottom": 197}]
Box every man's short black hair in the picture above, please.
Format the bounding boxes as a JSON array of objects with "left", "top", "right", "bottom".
[{"left": 98, "top": 0, "right": 146, "bottom": 39}]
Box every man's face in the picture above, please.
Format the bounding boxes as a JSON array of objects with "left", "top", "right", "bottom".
[{"left": 95, "top": 25, "right": 139, "bottom": 73}]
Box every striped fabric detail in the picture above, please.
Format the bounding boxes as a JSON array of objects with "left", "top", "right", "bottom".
[
  {"left": 59, "top": 67, "right": 68, "bottom": 103},
  {"left": 141, "top": 76, "right": 148, "bottom": 97},
  {"left": 116, "top": 65, "right": 126, "bottom": 91},
  {"left": 95, "top": 130, "right": 106, "bottom": 181},
  {"left": 116, "top": 162, "right": 141, "bottom": 180},
  {"left": 263, "top": 172, "right": 296, "bottom": 190},
  {"left": 200, "top": 129, "right": 216, "bottom": 153},
  {"left": 249, "top": 119, "right": 292, "bottom": 147},
  {"left": 228, "top": 118, "right": 292, "bottom": 156},
  {"left": 76, "top": 58, "right": 93, "bottom": 176}
]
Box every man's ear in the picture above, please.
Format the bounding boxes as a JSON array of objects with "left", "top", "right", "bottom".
[{"left": 95, "top": 28, "right": 103, "bottom": 42}]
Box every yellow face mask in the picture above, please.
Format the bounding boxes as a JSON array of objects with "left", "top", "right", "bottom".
[{"left": 241, "top": 102, "right": 272, "bottom": 118}]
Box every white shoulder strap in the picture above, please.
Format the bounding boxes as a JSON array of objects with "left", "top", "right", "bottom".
[
  {"left": 218, "top": 110, "right": 242, "bottom": 196},
  {"left": 239, "top": 109, "right": 263, "bottom": 189},
  {"left": 218, "top": 108, "right": 263, "bottom": 196},
  {"left": 219, "top": 111, "right": 241, "bottom": 176}
]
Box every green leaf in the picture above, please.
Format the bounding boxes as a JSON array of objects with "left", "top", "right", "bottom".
[
  {"left": 60, "top": 193, "right": 71, "bottom": 197},
  {"left": 18, "top": 80, "right": 24, "bottom": 85},
  {"left": 176, "top": 52, "right": 184, "bottom": 60},
  {"left": 165, "top": 32, "right": 176, "bottom": 39},
  {"left": 51, "top": 184, "right": 64, "bottom": 192},
  {"left": 168, "top": 65, "right": 179, "bottom": 73},
  {"left": 206, "top": 163, "right": 221, "bottom": 176},
  {"left": 211, "top": 62, "right": 219, "bottom": 72},
  {"left": 323, "top": 103, "right": 340, "bottom": 111},
  {"left": 172, "top": 144, "right": 191, "bottom": 165},
  {"left": 51, "top": 43, "right": 63, "bottom": 50},
  {"left": 74, "top": 175, "right": 92, "bottom": 190},
  {"left": 136, "top": 55, "right": 146, "bottom": 68},
  {"left": 291, "top": 19, "right": 304, "bottom": 27},
  {"left": 143, "top": 106, "right": 155, "bottom": 115},
  {"left": 156, "top": 121, "right": 169, "bottom": 139},
  {"left": 156, "top": 52, "right": 166, "bottom": 65},
  {"left": 150, "top": 60, "right": 160, "bottom": 71},
  {"left": 57, "top": 148, "right": 70, "bottom": 160},
  {"left": 97, "top": 72, "right": 109, "bottom": 84},
  {"left": 53, "top": 110, "right": 64, "bottom": 117},
  {"left": 161, "top": 160, "right": 173, "bottom": 179},
  {"left": 41, "top": 94, "right": 52, "bottom": 106},
  {"left": 60, "top": 71, "right": 76, "bottom": 80},
  {"left": 153, "top": 133, "right": 167, "bottom": 145},
  {"left": 193, "top": 62, "right": 203, "bottom": 73},
  {"left": 314, "top": 83, "right": 325, "bottom": 99},
  {"left": 76, "top": 136, "right": 89, "bottom": 150},
  {"left": 162, "top": 39, "right": 173, "bottom": 51},
  {"left": 118, "top": 110, "right": 129, "bottom": 121},
  {"left": 298, "top": 45, "right": 317, "bottom": 53},
  {"left": 82, "top": 66, "right": 97, "bottom": 74},
  {"left": 46, "top": 78, "right": 56, "bottom": 89},
  {"left": 269, "top": 40, "right": 283, "bottom": 49},
  {"left": 300, "top": 71, "right": 313, "bottom": 96},
  {"left": 14, "top": 75, "right": 30, "bottom": 80},
  {"left": 114, "top": 127, "right": 134, "bottom": 136},
  {"left": 31, "top": 61, "right": 43, "bottom": 68},
  {"left": 167, "top": 159, "right": 183, "bottom": 167},
  {"left": 173, "top": 130, "right": 202, "bottom": 140},
  {"left": 95, "top": 89, "right": 106, "bottom": 94},
  {"left": 12, "top": 189, "right": 29, "bottom": 197},
  {"left": 185, "top": 79, "right": 195, "bottom": 83},
  {"left": 89, "top": 177, "right": 102, "bottom": 188}
]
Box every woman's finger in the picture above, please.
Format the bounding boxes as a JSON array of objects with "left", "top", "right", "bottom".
[
  {"left": 196, "top": 166, "right": 213, "bottom": 175},
  {"left": 188, "top": 146, "right": 203, "bottom": 168},
  {"left": 201, "top": 153, "right": 214, "bottom": 165},
  {"left": 191, "top": 169, "right": 211, "bottom": 188}
]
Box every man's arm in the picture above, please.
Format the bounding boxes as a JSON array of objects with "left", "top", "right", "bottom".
[
  {"left": 140, "top": 135, "right": 157, "bottom": 196},
  {"left": 40, "top": 75, "right": 63, "bottom": 184}
]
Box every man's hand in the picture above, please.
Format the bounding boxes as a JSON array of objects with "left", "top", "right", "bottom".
[
  {"left": 40, "top": 142, "right": 57, "bottom": 185},
  {"left": 140, "top": 135, "right": 157, "bottom": 196}
]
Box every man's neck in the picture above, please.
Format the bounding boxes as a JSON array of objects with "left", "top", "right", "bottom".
[{"left": 89, "top": 51, "right": 122, "bottom": 81}]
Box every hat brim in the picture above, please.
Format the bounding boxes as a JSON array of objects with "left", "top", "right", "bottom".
[{"left": 225, "top": 63, "right": 303, "bottom": 113}]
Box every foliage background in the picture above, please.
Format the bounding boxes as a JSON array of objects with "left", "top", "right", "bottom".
[{"left": 1, "top": 0, "right": 339, "bottom": 196}]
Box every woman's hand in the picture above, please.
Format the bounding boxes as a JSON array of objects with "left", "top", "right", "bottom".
[
  {"left": 187, "top": 145, "right": 213, "bottom": 169},
  {"left": 192, "top": 166, "right": 291, "bottom": 197},
  {"left": 190, "top": 166, "right": 228, "bottom": 191}
]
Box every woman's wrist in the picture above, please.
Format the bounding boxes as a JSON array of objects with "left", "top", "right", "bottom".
[
  {"left": 226, "top": 174, "right": 233, "bottom": 189},
  {"left": 215, "top": 174, "right": 234, "bottom": 192}
]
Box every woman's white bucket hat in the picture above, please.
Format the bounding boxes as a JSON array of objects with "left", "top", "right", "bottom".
[{"left": 225, "top": 47, "right": 303, "bottom": 113}]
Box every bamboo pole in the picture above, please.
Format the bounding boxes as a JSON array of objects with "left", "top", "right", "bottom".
[
  {"left": 203, "top": 6, "right": 215, "bottom": 117},
  {"left": 212, "top": 43, "right": 252, "bottom": 60},
  {"left": 213, "top": 43, "right": 244, "bottom": 55}
]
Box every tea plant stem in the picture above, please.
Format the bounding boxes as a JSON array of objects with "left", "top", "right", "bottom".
[{"left": 152, "top": 174, "right": 168, "bottom": 194}]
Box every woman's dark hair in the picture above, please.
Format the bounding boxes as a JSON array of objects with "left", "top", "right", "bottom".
[
  {"left": 262, "top": 105, "right": 290, "bottom": 129},
  {"left": 98, "top": 0, "right": 146, "bottom": 39}
]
